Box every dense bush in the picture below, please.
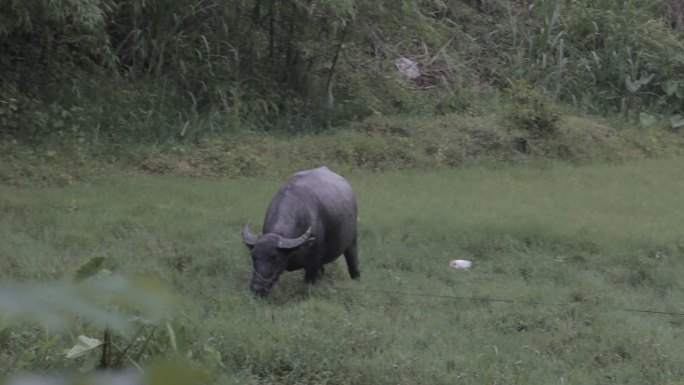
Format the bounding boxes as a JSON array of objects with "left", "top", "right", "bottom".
[
  {"left": 493, "top": 0, "right": 684, "bottom": 122},
  {"left": 1, "top": 0, "right": 683, "bottom": 141},
  {"left": 503, "top": 82, "right": 561, "bottom": 137}
]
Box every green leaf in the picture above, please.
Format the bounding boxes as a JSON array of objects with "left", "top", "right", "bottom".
[
  {"left": 66, "top": 335, "right": 103, "bottom": 359},
  {"left": 663, "top": 81, "right": 679, "bottom": 96},
  {"left": 626, "top": 74, "right": 655, "bottom": 93},
  {"left": 204, "top": 345, "right": 227, "bottom": 368},
  {"left": 676, "top": 87, "right": 684, "bottom": 100},
  {"left": 639, "top": 73, "right": 654, "bottom": 86},
  {"left": 669, "top": 114, "right": 684, "bottom": 129},
  {"left": 74, "top": 256, "right": 106, "bottom": 282},
  {"left": 639, "top": 112, "right": 657, "bottom": 127},
  {"left": 625, "top": 76, "right": 639, "bottom": 93},
  {"left": 166, "top": 322, "right": 178, "bottom": 354}
]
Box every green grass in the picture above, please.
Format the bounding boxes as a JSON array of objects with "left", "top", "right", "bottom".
[{"left": 2, "top": 159, "right": 684, "bottom": 384}]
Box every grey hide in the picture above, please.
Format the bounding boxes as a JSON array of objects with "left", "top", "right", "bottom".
[{"left": 241, "top": 166, "right": 360, "bottom": 295}]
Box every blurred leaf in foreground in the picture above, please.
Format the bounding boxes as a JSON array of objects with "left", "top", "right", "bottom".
[
  {"left": 65, "top": 335, "right": 103, "bottom": 359},
  {"left": 0, "top": 275, "right": 178, "bottom": 331}
]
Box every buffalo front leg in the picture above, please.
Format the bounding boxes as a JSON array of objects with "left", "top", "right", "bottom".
[
  {"left": 304, "top": 252, "right": 324, "bottom": 284},
  {"left": 344, "top": 239, "right": 361, "bottom": 279},
  {"left": 304, "top": 264, "right": 324, "bottom": 284}
]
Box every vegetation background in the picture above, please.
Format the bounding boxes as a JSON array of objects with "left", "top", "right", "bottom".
[
  {"left": 2, "top": 0, "right": 684, "bottom": 175},
  {"left": 1, "top": 0, "right": 684, "bottom": 384}
]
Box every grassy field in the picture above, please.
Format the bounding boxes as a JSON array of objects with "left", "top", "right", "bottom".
[{"left": 2, "top": 158, "right": 684, "bottom": 384}]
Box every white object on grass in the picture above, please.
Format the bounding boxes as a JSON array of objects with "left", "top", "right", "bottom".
[
  {"left": 449, "top": 259, "right": 472, "bottom": 270},
  {"left": 394, "top": 57, "right": 420, "bottom": 79}
]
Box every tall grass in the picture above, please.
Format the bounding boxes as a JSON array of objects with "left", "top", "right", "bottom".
[
  {"left": 4, "top": 0, "right": 683, "bottom": 145},
  {"left": 2, "top": 159, "right": 684, "bottom": 383},
  {"left": 499, "top": 0, "right": 684, "bottom": 121}
]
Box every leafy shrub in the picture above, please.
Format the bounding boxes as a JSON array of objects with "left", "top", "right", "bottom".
[
  {"left": 503, "top": 82, "right": 561, "bottom": 137},
  {"left": 493, "top": 0, "right": 684, "bottom": 122},
  {"left": 436, "top": 88, "right": 480, "bottom": 116}
]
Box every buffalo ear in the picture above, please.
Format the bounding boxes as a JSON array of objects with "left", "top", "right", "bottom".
[
  {"left": 241, "top": 221, "right": 258, "bottom": 249},
  {"left": 303, "top": 237, "right": 316, "bottom": 248}
]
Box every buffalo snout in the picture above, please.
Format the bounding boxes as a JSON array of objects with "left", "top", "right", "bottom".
[{"left": 251, "top": 278, "right": 272, "bottom": 297}]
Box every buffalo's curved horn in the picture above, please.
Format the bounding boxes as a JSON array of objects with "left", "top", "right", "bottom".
[
  {"left": 277, "top": 226, "right": 313, "bottom": 250},
  {"left": 241, "top": 221, "right": 259, "bottom": 247}
]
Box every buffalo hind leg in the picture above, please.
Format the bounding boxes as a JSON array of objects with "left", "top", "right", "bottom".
[{"left": 344, "top": 239, "right": 361, "bottom": 279}]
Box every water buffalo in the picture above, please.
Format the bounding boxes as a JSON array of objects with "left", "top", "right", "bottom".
[{"left": 241, "top": 166, "right": 360, "bottom": 295}]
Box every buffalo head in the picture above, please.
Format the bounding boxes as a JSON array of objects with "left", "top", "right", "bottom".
[{"left": 241, "top": 221, "right": 314, "bottom": 296}]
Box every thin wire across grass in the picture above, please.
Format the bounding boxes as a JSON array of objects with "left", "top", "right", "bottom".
[{"left": 332, "top": 286, "right": 684, "bottom": 317}]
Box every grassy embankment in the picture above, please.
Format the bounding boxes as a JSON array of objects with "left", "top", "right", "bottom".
[
  {"left": 2, "top": 157, "right": 684, "bottom": 384},
  {"left": 2, "top": 109, "right": 683, "bottom": 187}
]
